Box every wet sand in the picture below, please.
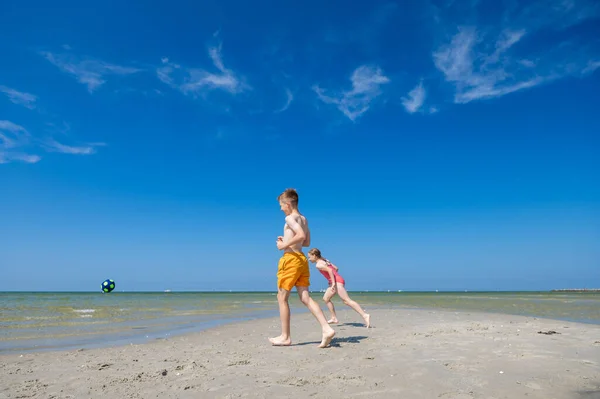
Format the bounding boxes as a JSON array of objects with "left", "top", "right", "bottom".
[{"left": 1, "top": 308, "right": 599, "bottom": 398}]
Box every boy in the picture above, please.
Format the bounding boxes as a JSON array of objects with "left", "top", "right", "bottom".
[{"left": 269, "top": 188, "right": 336, "bottom": 348}]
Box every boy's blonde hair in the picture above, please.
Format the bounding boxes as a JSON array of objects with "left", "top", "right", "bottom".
[
  {"left": 308, "top": 248, "right": 322, "bottom": 258},
  {"left": 278, "top": 188, "right": 299, "bottom": 207}
]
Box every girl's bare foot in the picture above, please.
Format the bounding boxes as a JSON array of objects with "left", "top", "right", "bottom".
[
  {"left": 269, "top": 335, "right": 291, "bottom": 346},
  {"left": 327, "top": 318, "right": 338, "bottom": 324},
  {"left": 318, "top": 328, "right": 336, "bottom": 348},
  {"left": 363, "top": 313, "right": 371, "bottom": 328}
]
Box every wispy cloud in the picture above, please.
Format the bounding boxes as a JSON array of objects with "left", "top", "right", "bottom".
[
  {"left": 433, "top": 26, "right": 599, "bottom": 103},
  {"left": 401, "top": 81, "right": 427, "bottom": 114},
  {"left": 157, "top": 43, "right": 250, "bottom": 97},
  {"left": 433, "top": 0, "right": 600, "bottom": 104},
  {"left": 42, "top": 139, "right": 105, "bottom": 155},
  {"left": 274, "top": 88, "right": 294, "bottom": 113},
  {"left": 41, "top": 51, "right": 141, "bottom": 93},
  {"left": 0, "top": 86, "right": 37, "bottom": 109},
  {"left": 0, "top": 120, "right": 40, "bottom": 164},
  {"left": 0, "top": 120, "right": 104, "bottom": 164},
  {"left": 582, "top": 60, "right": 600, "bottom": 74},
  {"left": 313, "top": 65, "right": 390, "bottom": 121},
  {"left": 0, "top": 152, "right": 41, "bottom": 164},
  {"left": 433, "top": 26, "right": 531, "bottom": 104},
  {"left": 0, "top": 120, "right": 31, "bottom": 148}
]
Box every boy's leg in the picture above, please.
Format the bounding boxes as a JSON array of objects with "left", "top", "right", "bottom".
[
  {"left": 322, "top": 287, "right": 338, "bottom": 324},
  {"left": 270, "top": 254, "right": 294, "bottom": 346},
  {"left": 269, "top": 288, "right": 292, "bottom": 345},
  {"left": 297, "top": 286, "right": 336, "bottom": 348},
  {"left": 336, "top": 283, "right": 371, "bottom": 328}
]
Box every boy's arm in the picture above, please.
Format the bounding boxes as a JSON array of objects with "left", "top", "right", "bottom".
[{"left": 277, "top": 215, "right": 306, "bottom": 250}]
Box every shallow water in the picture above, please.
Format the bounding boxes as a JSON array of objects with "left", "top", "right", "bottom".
[{"left": 1, "top": 291, "right": 598, "bottom": 353}]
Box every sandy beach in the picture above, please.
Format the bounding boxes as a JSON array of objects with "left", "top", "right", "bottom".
[{"left": 2, "top": 308, "right": 599, "bottom": 398}]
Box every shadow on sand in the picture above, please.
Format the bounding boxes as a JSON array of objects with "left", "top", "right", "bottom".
[
  {"left": 293, "top": 335, "right": 368, "bottom": 347},
  {"left": 337, "top": 322, "right": 369, "bottom": 328},
  {"left": 576, "top": 386, "right": 600, "bottom": 399}
]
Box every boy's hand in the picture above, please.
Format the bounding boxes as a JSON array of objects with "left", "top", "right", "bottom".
[{"left": 276, "top": 238, "right": 287, "bottom": 250}]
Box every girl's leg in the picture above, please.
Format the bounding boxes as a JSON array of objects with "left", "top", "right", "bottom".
[
  {"left": 335, "top": 283, "right": 371, "bottom": 328},
  {"left": 322, "top": 287, "right": 338, "bottom": 323}
]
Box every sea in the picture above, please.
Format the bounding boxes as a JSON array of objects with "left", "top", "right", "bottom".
[{"left": 1, "top": 291, "right": 599, "bottom": 354}]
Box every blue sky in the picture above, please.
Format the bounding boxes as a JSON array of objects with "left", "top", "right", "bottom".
[{"left": 1, "top": 0, "right": 599, "bottom": 292}]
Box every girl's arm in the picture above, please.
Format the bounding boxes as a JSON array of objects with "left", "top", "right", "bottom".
[{"left": 326, "top": 260, "right": 339, "bottom": 272}]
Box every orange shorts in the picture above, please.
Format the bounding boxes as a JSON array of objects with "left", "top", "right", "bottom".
[{"left": 277, "top": 251, "right": 310, "bottom": 291}]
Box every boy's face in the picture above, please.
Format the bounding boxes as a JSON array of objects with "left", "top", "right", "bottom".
[{"left": 279, "top": 200, "right": 292, "bottom": 215}]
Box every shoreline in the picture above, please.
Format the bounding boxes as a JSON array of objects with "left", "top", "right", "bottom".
[
  {"left": 3, "top": 301, "right": 600, "bottom": 355},
  {"left": 2, "top": 308, "right": 599, "bottom": 398}
]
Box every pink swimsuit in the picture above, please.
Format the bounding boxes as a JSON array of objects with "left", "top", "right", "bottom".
[{"left": 318, "top": 261, "right": 345, "bottom": 286}]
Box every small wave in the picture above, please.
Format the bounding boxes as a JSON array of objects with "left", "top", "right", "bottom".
[{"left": 73, "top": 309, "right": 96, "bottom": 314}]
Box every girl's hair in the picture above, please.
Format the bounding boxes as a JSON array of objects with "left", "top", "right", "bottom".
[
  {"left": 309, "top": 248, "right": 333, "bottom": 266},
  {"left": 308, "top": 248, "right": 322, "bottom": 258}
]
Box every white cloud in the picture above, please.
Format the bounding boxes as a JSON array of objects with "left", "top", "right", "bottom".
[
  {"left": 157, "top": 58, "right": 178, "bottom": 86},
  {"left": 157, "top": 44, "right": 250, "bottom": 97},
  {"left": 582, "top": 60, "right": 600, "bottom": 74},
  {"left": 401, "top": 81, "right": 426, "bottom": 114},
  {"left": 0, "top": 86, "right": 38, "bottom": 109},
  {"left": 433, "top": 0, "right": 600, "bottom": 104},
  {"left": 433, "top": 26, "right": 555, "bottom": 103},
  {"left": 0, "top": 120, "right": 30, "bottom": 148},
  {"left": 0, "top": 152, "right": 41, "bottom": 164},
  {"left": 0, "top": 120, "right": 104, "bottom": 164},
  {"left": 485, "top": 29, "right": 526, "bottom": 65},
  {"left": 274, "top": 88, "right": 294, "bottom": 113},
  {"left": 41, "top": 51, "right": 141, "bottom": 93},
  {"left": 42, "top": 139, "right": 105, "bottom": 155},
  {"left": 519, "top": 59, "right": 536, "bottom": 68},
  {"left": 0, "top": 120, "right": 39, "bottom": 164},
  {"left": 313, "top": 65, "right": 390, "bottom": 121}
]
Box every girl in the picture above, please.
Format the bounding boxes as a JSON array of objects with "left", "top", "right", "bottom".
[{"left": 307, "top": 248, "right": 371, "bottom": 328}]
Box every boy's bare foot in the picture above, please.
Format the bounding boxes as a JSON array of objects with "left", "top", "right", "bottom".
[
  {"left": 327, "top": 318, "right": 338, "bottom": 324},
  {"left": 363, "top": 313, "right": 371, "bottom": 328},
  {"left": 269, "top": 336, "right": 291, "bottom": 346},
  {"left": 318, "top": 328, "right": 336, "bottom": 348}
]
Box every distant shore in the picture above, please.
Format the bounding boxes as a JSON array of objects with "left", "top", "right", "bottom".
[
  {"left": 2, "top": 308, "right": 599, "bottom": 398},
  {"left": 551, "top": 288, "right": 600, "bottom": 292}
]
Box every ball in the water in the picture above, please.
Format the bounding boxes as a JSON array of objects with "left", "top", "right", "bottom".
[{"left": 101, "top": 279, "right": 116, "bottom": 293}]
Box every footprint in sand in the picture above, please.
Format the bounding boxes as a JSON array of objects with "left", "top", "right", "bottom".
[
  {"left": 524, "top": 382, "right": 542, "bottom": 390},
  {"left": 438, "top": 392, "right": 473, "bottom": 398}
]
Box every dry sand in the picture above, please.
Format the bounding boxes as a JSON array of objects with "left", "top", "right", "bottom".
[{"left": 1, "top": 308, "right": 599, "bottom": 398}]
